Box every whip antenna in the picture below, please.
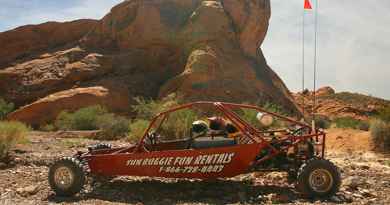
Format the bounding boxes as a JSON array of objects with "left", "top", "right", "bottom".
[
  {"left": 303, "top": 0, "right": 319, "bottom": 131},
  {"left": 312, "top": 0, "right": 319, "bottom": 131},
  {"left": 302, "top": 1, "right": 306, "bottom": 118}
]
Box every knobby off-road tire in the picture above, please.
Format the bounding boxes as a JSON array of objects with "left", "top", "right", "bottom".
[
  {"left": 88, "top": 143, "right": 112, "bottom": 152},
  {"left": 296, "top": 158, "right": 341, "bottom": 198},
  {"left": 49, "top": 157, "right": 86, "bottom": 197}
]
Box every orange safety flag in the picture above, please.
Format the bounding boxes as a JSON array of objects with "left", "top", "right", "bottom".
[{"left": 304, "top": 0, "right": 312, "bottom": 10}]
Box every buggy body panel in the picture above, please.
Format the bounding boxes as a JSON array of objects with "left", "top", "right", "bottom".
[{"left": 86, "top": 143, "right": 264, "bottom": 179}]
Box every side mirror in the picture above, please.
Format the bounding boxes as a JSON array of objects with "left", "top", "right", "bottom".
[{"left": 256, "top": 112, "right": 274, "bottom": 127}]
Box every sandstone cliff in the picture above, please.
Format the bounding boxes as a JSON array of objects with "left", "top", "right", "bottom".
[{"left": 0, "top": 0, "right": 301, "bottom": 126}]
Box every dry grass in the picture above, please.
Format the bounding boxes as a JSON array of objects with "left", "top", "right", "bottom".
[
  {"left": 370, "top": 119, "right": 390, "bottom": 151},
  {"left": 0, "top": 98, "right": 14, "bottom": 120},
  {"left": 0, "top": 121, "right": 29, "bottom": 161}
]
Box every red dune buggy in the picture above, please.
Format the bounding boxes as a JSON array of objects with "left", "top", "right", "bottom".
[{"left": 48, "top": 102, "right": 341, "bottom": 198}]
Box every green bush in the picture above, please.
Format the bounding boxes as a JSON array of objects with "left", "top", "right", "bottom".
[
  {"left": 40, "top": 124, "right": 56, "bottom": 132},
  {"left": 314, "top": 115, "right": 331, "bottom": 129},
  {"left": 128, "top": 119, "right": 150, "bottom": 142},
  {"left": 333, "top": 117, "right": 369, "bottom": 130},
  {"left": 54, "top": 105, "right": 132, "bottom": 139},
  {"left": 132, "top": 97, "right": 163, "bottom": 120},
  {"left": 55, "top": 105, "right": 108, "bottom": 131},
  {"left": 160, "top": 109, "right": 198, "bottom": 140},
  {"left": 131, "top": 95, "right": 179, "bottom": 120},
  {"left": 370, "top": 119, "right": 390, "bottom": 151},
  {"left": 0, "top": 121, "right": 29, "bottom": 160},
  {"left": 97, "top": 114, "right": 131, "bottom": 140},
  {"left": 263, "top": 102, "right": 289, "bottom": 116},
  {"left": 358, "top": 121, "right": 370, "bottom": 131},
  {"left": 130, "top": 96, "right": 198, "bottom": 140},
  {"left": 377, "top": 106, "right": 390, "bottom": 123},
  {"left": 240, "top": 108, "right": 262, "bottom": 129},
  {"left": 0, "top": 98, "right": 14, "bottom": 120},
  {"left": 238, "top": 102, "right": 288, "bottom": 130}
]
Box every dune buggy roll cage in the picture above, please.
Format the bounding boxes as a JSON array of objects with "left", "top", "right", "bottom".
[{"left": 116, "top": 102, "right": 326, "bottom": 162}]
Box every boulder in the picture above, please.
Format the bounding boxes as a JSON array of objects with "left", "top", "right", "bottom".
[
  {"left": 16, "top": 185, "right": 40, "bottom": 197},
  {"left": 7, "top": 86, "right": 130, "bottom": 127},
  {"left": 84, "top": 0, "right": 298, "bottom": 112},
  {"left": 316, "top": 86, "right": 336, "bottom": 96},
  {"left": 2, "top": 0, "right": 302, "bottom": 126}
]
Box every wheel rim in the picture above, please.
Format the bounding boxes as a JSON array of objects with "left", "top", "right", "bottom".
[
  {"left": 309, "top": 168, "right": 333, "bottom": 193},
  {"left": 54, "top": 167, "right": 75, "bottom": 190}
]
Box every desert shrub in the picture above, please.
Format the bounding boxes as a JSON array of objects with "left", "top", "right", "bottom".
[
  {"left": 377, "top": 106, "right": 390, "bottom": 123},
  {"left": 160, "top": 109, "right": 198, "bottom": 140},
  {"left": 385, "top": 160, "right": 390, "bottom": 167},
  {"left": 333, "top": 117, "right": 369, "bottom": 130},
  {"left": 96, "top": 114, "right": 131, "bottom": 140},
  {"left": 55, "top": 105, "right": 108, "bottom": 131},
  {"left": 0, "top": 98, "right": 14, "bottom": 120},
  {"left": 238, "top": 102, "right": 289, "bottom": 130},
  {"left": 358, "top": 121, "right": 370, "bottom": 131},
  {"left": 55, "top": 105, "right": 132, "bottom": 139},
  {"left": 0, "top": 121, "right": 29, "bottom": 160},
  {"left": 40, "top": 124, "right": 56, "bottom": 132},
  {"left": 314, "top": 115, "right": 331, "bottom": 129},
  {"left": 128, "top": 119, "right": 150, "bottom": 142},
  {"left": 132, "top": 97, "right": 163, "bottom": 120},
  {"left": 240, "top": 108, "right": 262, "bottom": 129},
  {"left": 370, "top": 119, "right": 390, "bottom": 151},
  {"left": 131, "top": 96, "right": 198, "bottom": 140},
  {"left": 239, "top": 108, "right": 277, "bottom": 129},
  {"left": 263, "top": 102, "right": 289, "bottom": 116},
  {"left": 131, "top": 95, "right": 179, "bottom": 120}
]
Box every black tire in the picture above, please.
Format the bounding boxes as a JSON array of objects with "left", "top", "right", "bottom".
[
  {"left": 287, "top": 170, "right": 298, "bottom": 184},
  {"left": 88, "top": 143, "right": 112, "bottom": 152},
  {"left": 48, "top": 157, "right": 86, "bottom": 197},
  {"left": 296, "top": 158, "right": 341, "bottom": 198}
]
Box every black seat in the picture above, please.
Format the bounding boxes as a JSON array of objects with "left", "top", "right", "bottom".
[{"left": 192, "top": 137, "right": 236, "bottom": 149}]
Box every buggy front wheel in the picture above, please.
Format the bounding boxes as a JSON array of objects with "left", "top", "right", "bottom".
[
  {"left": 48, "top": 157, "right": 86, "bottom": 196},
  {"left": 296, "top": 158, "right": 341, "bottom": 198}
]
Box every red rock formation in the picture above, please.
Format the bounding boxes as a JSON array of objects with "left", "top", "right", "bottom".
[
  {"left": 294, "top": 86, "right": 390, "bottom": 120},
  {"left": 7, "top": 86, "right": 130, "bottom": 127},
  {"left": 0, "top": 19, "right": 98, "bottom": 68},
  {"left": 1, "top": 0, "right": 302, "bottom": 125},
  {"left": 0, "top": 47, "right": 113, "bottom": 106}
]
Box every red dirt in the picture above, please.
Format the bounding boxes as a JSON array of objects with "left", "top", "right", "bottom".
[{"left": 325, "top": 128, "right": 373, "bottom": 153}]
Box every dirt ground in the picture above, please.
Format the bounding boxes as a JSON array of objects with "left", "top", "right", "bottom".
[{"left": 0, "top": 129, "right": 389, "bottom": 205}]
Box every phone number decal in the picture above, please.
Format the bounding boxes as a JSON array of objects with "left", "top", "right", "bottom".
[
  {"left": 159, "top": 165, "right": 225, "bottom": 174},
  {"left": 126, "top": 153, "right": 235, "bottom": 174}
]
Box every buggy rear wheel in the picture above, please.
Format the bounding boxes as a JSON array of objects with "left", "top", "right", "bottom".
[
  {"left": 296, "top": 158, "right": 341, "bottom": 198},
  {"left": 49, "top": 157, "right": 86, "bottom": 196}
]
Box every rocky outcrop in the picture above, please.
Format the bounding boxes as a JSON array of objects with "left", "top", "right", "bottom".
[
  {"left": 316, "top": 86, "right": 336, "bottom": 96},
  {"left": 0, "top": 19, "right": 98, "bottom": 69},
  {"left": 7, "top": 86, "right": 130, "bottom": 127},
  {"left": 294, "top": 86, "right": 390, "bottom": 120},
  {"left": 1, "top": 0, "right": 302, "bottom": 125},
  {"left": 0, "top": 47, "right": 113, "bottom": 106}
]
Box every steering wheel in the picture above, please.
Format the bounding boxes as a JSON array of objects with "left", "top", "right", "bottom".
[
  {"left": 149, "top": 132, "right": 160, "bottom": 144},
  {"left": 144, "top": 131, "right": 160, "bottom": 151}
]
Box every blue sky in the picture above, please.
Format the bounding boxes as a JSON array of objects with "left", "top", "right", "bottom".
[{"left": 1, "top": 0, "right": 389, "bottom": 100}]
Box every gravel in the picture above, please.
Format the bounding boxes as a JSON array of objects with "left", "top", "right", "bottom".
[{"left": 0, "top": 133, "right": 389, "bottom": 205}]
